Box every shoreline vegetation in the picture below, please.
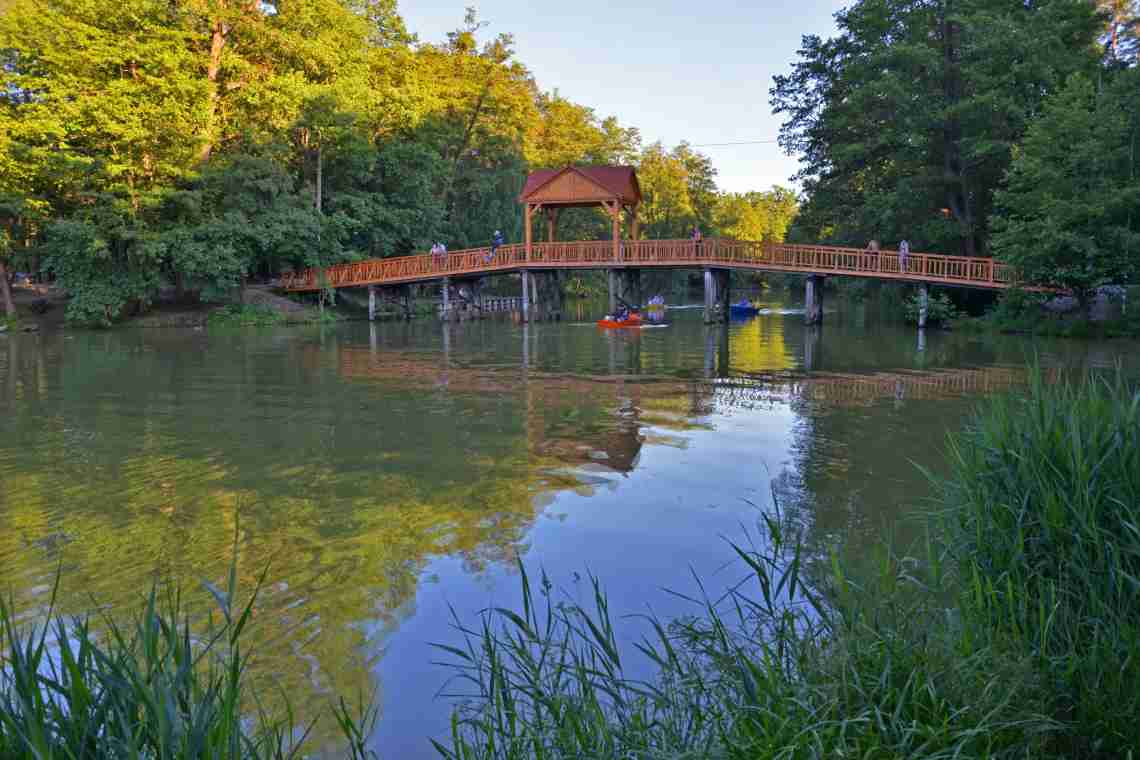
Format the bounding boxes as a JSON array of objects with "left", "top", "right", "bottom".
[{"left": 2, "top": 368, "right": 1136, "bottom": 758}]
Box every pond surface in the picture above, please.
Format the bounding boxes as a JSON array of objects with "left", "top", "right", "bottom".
[{"left": 1, "top": 294, "right": 1137, "bottom": 757}]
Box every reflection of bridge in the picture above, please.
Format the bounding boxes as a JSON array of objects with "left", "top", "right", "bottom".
[{"left": 336, "top": 341, "right": 1052, "bottom": 418}]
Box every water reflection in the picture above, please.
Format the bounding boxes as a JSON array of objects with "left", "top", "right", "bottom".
[{"left": 0, "top": 308, "right": 1137, "bottom": 756}]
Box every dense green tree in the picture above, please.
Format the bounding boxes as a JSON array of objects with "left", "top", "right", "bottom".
[
  {"left": 714, "top": 188, "right": 799, "bottom": 242},
  {"left": 773, "top": 0, "right": 1102, "bottom": 256},
  {"left": 0, "top": 0, "right": 774, "bottom": 324},
  {"left": 637, "top": 142, "right": 714, "bottom": 238},
  {"left": 991, "top": 70, "right": 1140, "bottom": 308}
]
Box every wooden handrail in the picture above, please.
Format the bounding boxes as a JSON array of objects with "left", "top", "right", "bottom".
[{"left": 281, "top": 239, "right": 1020, "bottom": 292}]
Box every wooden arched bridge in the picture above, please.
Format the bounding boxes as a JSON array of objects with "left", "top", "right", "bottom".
[
  {"left": 281, "top": 239, "right": 1013, "bottom": 292},
  {"left": 281, "top": 239, "right": 1016, "bottom": 328},
  {"left": 279, "top": 165, "right": 1025, "bottom": 327}
]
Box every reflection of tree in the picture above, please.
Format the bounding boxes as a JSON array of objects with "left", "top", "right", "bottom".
[
  {"left": 0, "top": 327, "right": 712, "bottom": 742},
  {"left": 0, "top": 331, "right": 559, "bottom": 743}
]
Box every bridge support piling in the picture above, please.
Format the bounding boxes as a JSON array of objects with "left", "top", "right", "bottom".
[
  {"left": 917, "top": 283, "right": 929, "bottom": 329},
  {"left": 703, "top": 270, "right": 714, "bottom": 322},
  {"left": 368, "top": 285, "right": 377, "bottom": 322},
  {"left": 805, "top": 275, "right": 824, "bottom": 325},
  {"left": 520, "top": 270, "right": 530, "bottom": 322},
  {"left": 718, "top": 270, "right": 729, "bottom": 323},
  {"left": 471, "top": 278, "right": 484, "bottom": 317},
  {"left": 608, "top": 270, "right": 618, "bottom": 314},
  {"left": 533, "top": 271, "right": 565, "bottom": 321},
  {"left": 622, "top": 269, "right": 641, "bottom": 309},
  {"left": 401, "top": 284, "right": 412, "bottom": 320},
  {"left": 441, "top": 277, "right": 451, "bottom": 321},
  {"left": 704, "top": 268, "right": 729, "bottom": 323}
]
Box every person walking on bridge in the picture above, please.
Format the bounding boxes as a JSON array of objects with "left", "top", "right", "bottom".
[
  {"left": 898, "top": 239, "right": 910, "bottom": 274},
  {"left": 865, "top": 239, "right": 880, "bottom": 271},
  {"left": 488, "top": 230, "right": 504, "bottom": 264},
  {"left": 691, "top": 225, "right": 703, "bottom": 258}
]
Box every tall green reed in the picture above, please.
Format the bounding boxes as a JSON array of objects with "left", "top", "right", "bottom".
[
  {"left": 0, "top": 557, "right": 379, "bottom": 759},
  {"left": 944, "top": 368, "right": 1140, "bottom": 756}
]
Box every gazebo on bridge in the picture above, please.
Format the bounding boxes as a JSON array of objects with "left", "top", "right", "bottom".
[{"left": 519, "top": 166, "right": 643, "bottom": 261}]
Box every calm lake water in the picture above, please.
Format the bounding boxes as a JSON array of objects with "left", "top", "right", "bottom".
[{"left": 1, "top": 294, "right": 1137, "bottom": 757}]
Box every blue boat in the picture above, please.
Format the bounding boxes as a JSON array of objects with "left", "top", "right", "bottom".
[{"left": 729, "top": 300, "right": 760, "bottom": 317}]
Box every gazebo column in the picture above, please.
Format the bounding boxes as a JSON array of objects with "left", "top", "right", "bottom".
[
  {"left": 610, "top": 200, "right": 620, "bottom": 261},
  {"left": 524, "top": 203, "right": 533, "bottom": 263},
  {"left": 546, "top": 208, "right": 559, "bottom": 243}
]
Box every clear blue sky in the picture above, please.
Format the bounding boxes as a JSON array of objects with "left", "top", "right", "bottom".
[{"left": 399, "top": 0, "right": 847, "bottom": 194}]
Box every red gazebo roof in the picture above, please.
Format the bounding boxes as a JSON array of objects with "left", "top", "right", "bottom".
[{"left": 520, "top": 166, "right": 641, "bottom": 206}]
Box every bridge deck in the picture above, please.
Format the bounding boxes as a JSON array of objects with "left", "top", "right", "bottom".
[{"left": 281, "top": 239, "right": 1016, "bottom": 292}]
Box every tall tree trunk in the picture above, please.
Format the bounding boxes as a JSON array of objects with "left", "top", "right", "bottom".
[
  {"left": 0, "top": 259, "right": 16, "bottom": 319},
  {"left": 940, "top": 4, "right": 977, "bottom": 257},
  {"left": 315, "top": 143, "right": 322, "bottom": 212},
  {"left": 199, "top": 18, "right": 227, "bottom": 163}
]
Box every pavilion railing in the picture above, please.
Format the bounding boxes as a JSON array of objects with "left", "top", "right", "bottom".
[{"left": 280, "top": 238, "right": 1017, "bottom": 291}]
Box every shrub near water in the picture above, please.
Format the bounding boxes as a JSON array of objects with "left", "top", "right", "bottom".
[{"left": 439, "top": 369, "right": 1139, "bottom": 759}]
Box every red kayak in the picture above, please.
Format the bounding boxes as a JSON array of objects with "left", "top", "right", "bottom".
[{"left": 597, "top": 313, "right": 643, "bottom": 329}]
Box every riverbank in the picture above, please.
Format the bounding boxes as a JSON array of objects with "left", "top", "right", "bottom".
[
  {"left": 1, "top": 368, "right": 1135, "bottom": 758},
  {"left": 954, "top": 312, "right": 1140, "bottom": 339},
  {"left": 951, "top": 286, "right": 1140, "bottom": 339},
  {"left": 3, "top": 282, "right": 358, "bottom": 330}
]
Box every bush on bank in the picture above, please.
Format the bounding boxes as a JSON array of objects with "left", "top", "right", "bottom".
[{"left": 438, "top": 369, "right": 1140, "bottom": 759}]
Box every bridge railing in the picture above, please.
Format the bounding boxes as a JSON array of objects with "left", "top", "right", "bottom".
[{"left": 281, "top": 238, "right": 1017, "bottom": 291}]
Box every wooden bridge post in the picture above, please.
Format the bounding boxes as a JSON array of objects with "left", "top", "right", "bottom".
[
  {"left": 368, "top": 285, "right": 377, "bottom": 322},
  {"left": 805, "top": 275, "right": 824, "bottom": 325},
  {"left": 917, "top": 283, "right": 929, "bottom": 329}
]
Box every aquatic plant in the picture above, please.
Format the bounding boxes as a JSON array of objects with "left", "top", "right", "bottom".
[{"left": 208, "top": 304, "right": 287, "bottom": 327}]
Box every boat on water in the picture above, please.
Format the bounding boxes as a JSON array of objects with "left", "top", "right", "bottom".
[
  {"left": 729, "top": 299, "right": 760, "bottom": 317},
  {"left": 597, "top": 312, "right": 643, "bottom": 329}
]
